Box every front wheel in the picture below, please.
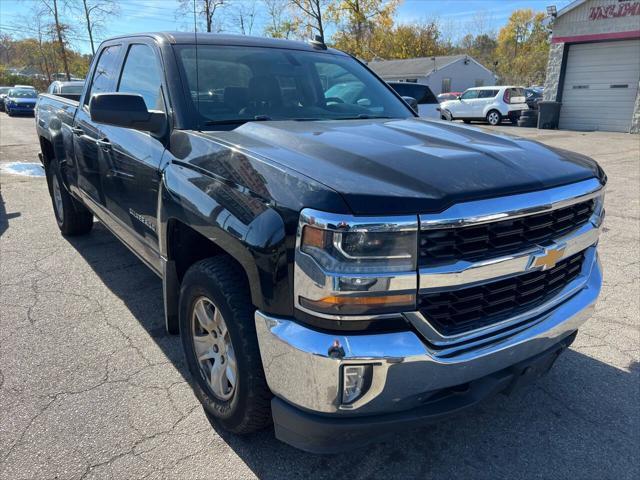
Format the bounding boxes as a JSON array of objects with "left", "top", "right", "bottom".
[
  {"left": 179, "top": 257, "right": 271, "bottom": 434},
  {"left": 6, "top": 109, "right": 12, "bottom": 116},
  {"left": 486, "top": 110, "right": 502, "bottom": 126}
]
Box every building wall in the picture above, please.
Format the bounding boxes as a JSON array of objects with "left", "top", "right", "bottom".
[
  {"left": 376, "top": 60, "right": 496, "bottom": 95},
  {"left": 425, "top": 60, "right": 496, "bottom": 94},
  {"left": 553, "top": 0, "right": 640, "bottom": 39},
  {"left": 543, "top": 42, "right": 566, "bottom": 101},
  {"left": 544, "top": 0, "right": 640, "bottom": 132}
]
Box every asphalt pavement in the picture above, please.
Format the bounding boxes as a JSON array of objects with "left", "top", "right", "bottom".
[{"left": 1, "top": 113, "right": 638, "bottom": 480}]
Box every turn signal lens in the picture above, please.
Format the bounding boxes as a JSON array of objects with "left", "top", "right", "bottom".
[{"left": 299, "top": 293, "right": 416, "bottom": 315}]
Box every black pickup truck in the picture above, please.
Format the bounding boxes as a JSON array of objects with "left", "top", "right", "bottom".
[{"left": 35, "top": 32, "right": 606, "bottom": 453}]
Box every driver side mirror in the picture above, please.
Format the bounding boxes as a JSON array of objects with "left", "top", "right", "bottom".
[
  {"left": 401, "top": 96, "right": 418, "bottom": 113},
  {"left": 457, "top": 95, "right": 463, "bottom": 101},
  {"left": 90, "top": 93, "right": 166, "bottom": 135}
]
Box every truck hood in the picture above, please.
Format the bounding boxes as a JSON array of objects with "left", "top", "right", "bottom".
[{"left": 204, "top": 118, "right": 602, "bottom": 215}]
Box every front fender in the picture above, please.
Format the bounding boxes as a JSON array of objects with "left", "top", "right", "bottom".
[{"left": 158, "top": 162, "right": 290, "bottom": 314}]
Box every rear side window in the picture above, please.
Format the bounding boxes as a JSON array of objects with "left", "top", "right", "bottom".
[
  {"left": 506, "top": 88, "right": 526, "bottom": 103},
  {"left": 118, "top": 44, "right": 165, "bottom": 111},
  {"left": 390, "top": 83, "right": 438, "bottom": 104},
  {"left": 85, "top": 45, "right": 122, "bottom": 106},
  {"left": 478, "top": 89, "right": 499, "bottom": 99}
]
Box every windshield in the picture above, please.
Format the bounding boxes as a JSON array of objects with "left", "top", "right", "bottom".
[
  {"left": 174, "top": 45, "right": 412, "bottom": 127},
  {"left": 9, "top": 89, "right": 37, "bottom": 98},
  {"left": 61, "top": 83, "right": 84, "bottom": 94}
]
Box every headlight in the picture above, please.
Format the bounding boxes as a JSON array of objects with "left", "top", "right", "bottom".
[{"left": 295, "top": 209, "right": 418, "bottom": 317}]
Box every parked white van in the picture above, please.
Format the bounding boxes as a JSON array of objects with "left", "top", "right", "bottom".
[{"left": 440, "top": 86, "right": 528, "bottom": 125}]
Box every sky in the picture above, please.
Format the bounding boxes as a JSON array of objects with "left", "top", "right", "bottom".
[{"left": 0, "top": 0, "right": 574, "bottom": 55}]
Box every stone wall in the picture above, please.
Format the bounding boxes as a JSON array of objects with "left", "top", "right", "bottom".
[
  {"left": 631, "top": 84, "right": 640, "bottom": 133},
  {"left": 543, "top": 42, "right": 565, "bottom": 101}
]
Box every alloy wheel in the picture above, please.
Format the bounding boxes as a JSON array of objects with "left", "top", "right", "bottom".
[{"left": 191, "top": 296, "right": 237, "bottom": 401}]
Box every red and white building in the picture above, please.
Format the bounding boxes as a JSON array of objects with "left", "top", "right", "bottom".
[{"left": 544, "top": 0, "right": 640, "bottom": 132}]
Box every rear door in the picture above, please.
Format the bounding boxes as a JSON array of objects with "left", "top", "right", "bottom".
[
  {"left": 73, "top": 43, "right": 123, "bottom": 207},
  {"left": 99, "top": 40, "right": 168, "bottom": 248},
  {"left": 476, "top": 88, "right": 500, "bottom": 116}
]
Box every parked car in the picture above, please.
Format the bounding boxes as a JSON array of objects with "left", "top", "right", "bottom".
[
  {"left": 437, "top": 91, "right": 462, "bottom": 102},
  {"left": 46, "top": 80, "right": 85, "bottom": 101},
  {"left": 36, "top": 32, "right": 605, "bottom": 454},
  {"left": 440, "top": 86, "right": 529, "bottom": 125},
  {"left": 0, "top": 86, "right": 11, "bottom": 111},
  {"left": 525, "top": 87, "right": 544, "bottom": 110},
  {"left": 387, "top": 82, "right": 440, "bottom": 118},
  {"left": 5, "top": 88, "right": 37, "bottom": 116}
]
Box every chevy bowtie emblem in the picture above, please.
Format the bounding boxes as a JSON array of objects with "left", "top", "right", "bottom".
[{"left": 530, "top": 245, "right": 566, "bottom": 270}]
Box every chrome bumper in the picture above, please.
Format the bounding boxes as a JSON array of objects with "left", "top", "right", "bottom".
[{"left": 255, "top": 250, "right": 601, "bottom": 415}]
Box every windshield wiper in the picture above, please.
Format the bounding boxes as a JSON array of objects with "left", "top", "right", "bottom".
[
  {"left": 337, "top": 114, "right": 393, "bottom": 120},
  {"left": 204, "top": 115, "right": 272, "bottom": 126}
]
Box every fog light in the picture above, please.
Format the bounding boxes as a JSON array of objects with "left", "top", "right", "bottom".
[{"left": 342, "top": 364, "right": 371, "bottom": 404}]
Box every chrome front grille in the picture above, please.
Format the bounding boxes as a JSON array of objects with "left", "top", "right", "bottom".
[
  {"left": 410, "top": 178, "right": 605, "bottom": 351},
  {"left": 419, "top": 199, "right": 595, "bottom": 266},
  {"left": 419, "top": 251, "right": 585, "bottom": 336}
]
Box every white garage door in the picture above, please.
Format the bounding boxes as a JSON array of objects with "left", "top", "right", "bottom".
[{"left": 559, "top": 39, "right": 640, "bottom": 132}]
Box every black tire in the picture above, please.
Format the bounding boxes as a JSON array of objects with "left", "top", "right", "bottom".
[
  {"left": 486, "top": 110, "right": 502, "bottom": 126},
  {"left": 462, "top": 119, "right": 472, "bottom": 124},
  {"left": 6, "top": 109, "right": 13, "bottom": 117},
  {"left": 179, "top": 257, "right": 272, "bottom": 434},
  {"left": 520, "top": 110, "right": 536, "bottom": 118},
  {"left": 47, "top": 159, "right": 93, "bottom": 236}
]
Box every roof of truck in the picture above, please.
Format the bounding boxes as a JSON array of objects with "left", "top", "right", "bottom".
[{"left": 103, "top": 32, "right": 346, "bottom": 55}]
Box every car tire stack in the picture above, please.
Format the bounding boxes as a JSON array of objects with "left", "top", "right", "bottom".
[{"left": 517, "top": 109, "right": 539, "bottom": 128}]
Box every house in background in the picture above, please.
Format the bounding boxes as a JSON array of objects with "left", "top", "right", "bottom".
[{"left": 368, "top": 55, "right": 497, "bottom": 95}]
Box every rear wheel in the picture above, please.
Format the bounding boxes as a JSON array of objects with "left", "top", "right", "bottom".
[
  {"left": 47, "top": 159, "right": 93, "bottom": 236},
  {"left": 462, "top": 119, "right": 471, "bottom": 124},
  {"left": 486, "top": 110, "right": 502, "bottom": 126},
  {"left": 179, "top": 257, "right": 272, "bottom": 434}
]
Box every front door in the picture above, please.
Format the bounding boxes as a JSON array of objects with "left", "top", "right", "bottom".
[
  {"left": 456, "top": 89, "right": 479, "bottom": 117},
  {"left": 100, "top": 42, "right": 168, "bottom": 249}
]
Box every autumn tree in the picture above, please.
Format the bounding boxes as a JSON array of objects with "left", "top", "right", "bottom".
[
  {"left": 328, "top": 0, "right": 399, "bottom": 59},
  {"left": 495, "top": 9, "right": 549, "bottom": 84}
]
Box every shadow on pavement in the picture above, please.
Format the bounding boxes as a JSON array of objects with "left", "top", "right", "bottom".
[
  {"left": 0, "top": 190, "right": 21, "bottom": 237},
  {"left": 65, "top": 221, "right": 639, "bottom": 479}
]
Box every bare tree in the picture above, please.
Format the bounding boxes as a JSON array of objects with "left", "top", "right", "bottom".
[
  {"left": 37, "top": 0, "right": 71, "bottom": 80},
  {"left": 178, "top": 0, "right": 226, "bottom": 33},
  {"left": 231, "top": 0, "right": 258, "bottom": 35},
  {"left": 263, "top": 0, "right": 298, "bottom": 39},
  {"left": 74, "top": 0, "right": 119, "bottom": 56},
  {"left": 290, "top": 0, "right": 327, "bottom": 42}
]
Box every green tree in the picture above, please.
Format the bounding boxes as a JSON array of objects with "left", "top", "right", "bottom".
[{"left": 496, "top": 9, "right": 549, "bottom": 84}]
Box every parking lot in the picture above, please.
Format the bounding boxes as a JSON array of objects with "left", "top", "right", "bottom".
[{"left": 0, "top": 113, "right": 638, "bottom": 480}]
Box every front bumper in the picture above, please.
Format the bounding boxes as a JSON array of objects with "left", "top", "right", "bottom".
[{"left": 255, "top": 251, "right": 601, "bottom": 450}]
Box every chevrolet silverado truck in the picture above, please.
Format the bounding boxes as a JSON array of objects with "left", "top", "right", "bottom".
[{"left": 35, "top": 32, "right": 606, "bottom": 454}]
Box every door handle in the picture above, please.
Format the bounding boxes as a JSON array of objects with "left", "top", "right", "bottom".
[
  {"left": 96, "top": 138, "right": 112, "bottom": 152},
  {"left": 71, "top": 127, "right": 84, "bottom": 136}
]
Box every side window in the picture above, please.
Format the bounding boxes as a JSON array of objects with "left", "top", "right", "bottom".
[
  {"left": 478, "top": 89, "right": 498, "bottom": 99},
  {"left": 441, "top": 78, "right": 451, "bottom": 93},
  {"left": 118, "top": 44, "right": 165, "bottom": 111},
  {"left": 84, "top": 45, "right": 122, "bottom": 106},
  {"left": 461, "top": 90, "right": 479, "bottom": 100}
]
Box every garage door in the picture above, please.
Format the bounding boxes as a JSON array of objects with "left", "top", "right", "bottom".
[{"left": 559, "top": 39, "right": 640, "bottom": 132}]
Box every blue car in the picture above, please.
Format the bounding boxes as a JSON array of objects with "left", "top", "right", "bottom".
[{"left": 5, "top": 88, "right": 37, "bottom": 116}]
